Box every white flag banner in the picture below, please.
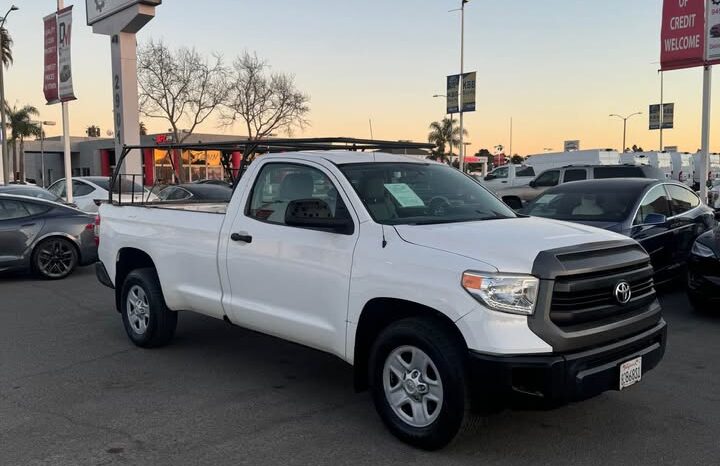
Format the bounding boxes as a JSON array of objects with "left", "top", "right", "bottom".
[{"left": 57, "top": 6, "right": 76, "bottom": 102}]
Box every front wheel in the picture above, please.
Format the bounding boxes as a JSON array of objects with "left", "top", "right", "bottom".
[
  {"left": 369, "top": 317, "right": 467, "bottom": 450},
  {"left": 120, "top": 268, "right": 177, "bottom": 348},
  {"left": 33, "top": 237, "right": 78, "bottom": 280}
]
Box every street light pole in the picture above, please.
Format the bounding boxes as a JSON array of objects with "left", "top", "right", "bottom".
[
  {"left": 0, "top": 5, "right": 18, "bottom": 185},
  {"left": 610, "top": 112, "right": 642, "bottom": 153},
  {"left": 433, "top": 94, "right": 453, "bottom": 163},
  {"left": 31, "top": 120, "right": 56, "bottom": 187},
  {"left": 459, "top": 0, "right": 466, "bottom": 172}
]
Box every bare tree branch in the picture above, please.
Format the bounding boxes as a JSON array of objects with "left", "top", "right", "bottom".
[{"left": 137, "top": 40, "right": 228, "bottom": 182}]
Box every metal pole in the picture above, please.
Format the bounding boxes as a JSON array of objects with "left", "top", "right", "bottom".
[
  {"left": 40, "top": 129, "right": 45, "bottom": 187},
  {"left": 0, "top": 21, "right": 7, "bottom": 184},
  {"left": 700, "top": 65, "right": 711, "bottom": 204},
  {"left": 509, "top": 117, "right": 513, "bottom": 157},
  {"left": 57, "top": 0, "right": 72, "bottom": 202},
  {"left": 659, "top": 70, "right": 664, "bottom": 151},
  {"left": 458, "top": 0, "right": 465, "bottom": 172},
  {"left": 623, "top": 119, "right": 627, "bottom": 154}
]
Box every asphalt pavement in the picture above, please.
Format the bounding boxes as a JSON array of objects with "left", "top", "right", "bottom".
[{"left": 1, "top": 266, "right": 719, "bottom": 465}]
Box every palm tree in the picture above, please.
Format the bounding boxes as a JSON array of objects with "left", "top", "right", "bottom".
[
  {"left": 6, "top": 104, "right": 40, "bottom": 182},
  {"left": 139, "top": 121, "right": 148, "bottom": 136},
  {"left": 427, "top": 117, "right": 467, "bottom": 164},
  {"left": 1, "top": 27, "right": 12, "bottom": 69}
]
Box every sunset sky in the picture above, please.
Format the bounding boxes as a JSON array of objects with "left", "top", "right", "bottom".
[{"left": 4, "top": 0, "right": 718, "bottom": 156}]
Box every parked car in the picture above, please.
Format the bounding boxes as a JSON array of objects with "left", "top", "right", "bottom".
[
  {"left": 96, "top": 151, "right": 666, "bottom": 449},
  {"left": 0, "top": 185, "right": 73, "bottom": 206},
  {"left": 0, "top": 194, "right": 97, "bottom": 279},
  {"left": 477, "top": 164, "right": 536, "bottom": 192},
  {"left": 158, "top": 184, "right": 232, "bottom": 202},
  {"left": 687, "top": 225, "right": 720, "bottom": 310},
  {"left": 523, "top": 178, "right": 717, "bottom": 283},
  {"left": 194, "top": 179, "right": 232, "bottom": 187},
  {"left": 48, "top": 176, "right": 157, "bottom": 213},
  {"left": 498, "top": 164, "right": 668, "bottom": 208}
]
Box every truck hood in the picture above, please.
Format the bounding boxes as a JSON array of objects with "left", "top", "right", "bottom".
[{"left": 394, "top": 217, "right": 627, "bottom": 274}]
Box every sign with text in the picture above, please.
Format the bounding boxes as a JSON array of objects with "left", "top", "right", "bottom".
[
  {"left": 446, "top": 74, "right": 459, "bottom": 114},
  {"left": 707, "top": 0, "right": 720, "bottom": 62},
  {"left": 461, "top": 71, "right": 476, "bottom": 112},
  {"left": 564, "top": 140, "right": 580, "bottom": 152},
  {"left": 663, "top": 103, "right": 675, "bottom": 128},
  {"left": 661, "top": 0, "right": 706, "bottom": 71},
  {"left": 57, "top": 7, "right": 76, "bottom": 102},
  {"left": 86, "top": 0, "right": 161, "bottom": 25},
  {"left": 43, "top": 13, "right": 59, "bottom": 104},
  {"left": 649, "top": 104, "right": 662, "bottom": 129}
]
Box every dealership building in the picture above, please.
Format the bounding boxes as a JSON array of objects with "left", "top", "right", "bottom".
[{"left": 22, "top": 132, "right": 245, "bottom": 186}]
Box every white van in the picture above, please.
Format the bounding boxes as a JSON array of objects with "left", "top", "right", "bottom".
[
  {"left": 693, "top": 153, "right": 720, "bottom": 188},
  {"left": 524, "top": 150, "right": 619, "bottom": 175},
  {"left": 670, "top": 153, "right": 695, "bottom": 185}
]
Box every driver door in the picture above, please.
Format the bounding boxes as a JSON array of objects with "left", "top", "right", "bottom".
[{"left": 223, "top": 160, "right": 359, "bottom": 357}]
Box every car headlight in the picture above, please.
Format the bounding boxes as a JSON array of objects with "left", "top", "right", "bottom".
[
  {"left": 462, "top": 272, "right": 539, "bottom": 315},
  {"left": 691, "top": 241, "right": 717, "bottom": 258}
]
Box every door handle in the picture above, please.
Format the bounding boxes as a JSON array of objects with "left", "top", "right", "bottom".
[{"left": 231, "top": 233, "right": 253, "bottom": 243}]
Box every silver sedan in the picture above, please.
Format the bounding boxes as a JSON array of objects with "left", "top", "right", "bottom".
[{"left": 0, "top": 194, "right": 98, "bottom": 279}]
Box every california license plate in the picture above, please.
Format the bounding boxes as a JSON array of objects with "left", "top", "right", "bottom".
[{"left": 619, "top": 357, "right": 642, "bottom": 390}]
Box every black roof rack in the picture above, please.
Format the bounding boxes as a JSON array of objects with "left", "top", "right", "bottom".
[{"left": 110, "top": 137, "right": 434, "bottom": 203}]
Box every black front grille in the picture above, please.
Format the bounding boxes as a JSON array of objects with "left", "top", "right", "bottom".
[{"left": 550, "top": 262, "right": 656, "bottom": 329}]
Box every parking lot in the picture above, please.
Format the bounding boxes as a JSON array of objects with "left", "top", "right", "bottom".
[{"left": 0, "top": 266, "right": 718, "bottom": 466}]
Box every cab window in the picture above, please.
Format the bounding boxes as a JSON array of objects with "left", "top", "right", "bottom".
[
  {"left": 634, "top": 185, "right": 671, "bottom": 225},
  {"left": 516, "top": 166, "right": 535, "bottom": 177},
  {"left": 492, "top": 167, "right": 509, "bottom": 179},
  {"left": 534, "top": 170, "right": 560, "bottom": 187},
  {"left": 563, "top": 169, "right": 587, "bottom": 183},
  {"left": 247, "top": 163, "right": 350, "bottom": 227}
]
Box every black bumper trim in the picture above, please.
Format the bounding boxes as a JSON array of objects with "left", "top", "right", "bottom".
[
  {"left": 467, "top": 320, "right": 667, "bottom": 407},
  {"left": 95, "top": 262, "right": 114, "bottom": 289}
]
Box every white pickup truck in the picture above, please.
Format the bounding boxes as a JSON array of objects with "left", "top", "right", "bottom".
[
  {"left": 96, "top": 150, "right": 666, "bottom": 450},
  {"left": 477, "top": 164, "right": 536, "bottom": 192}
]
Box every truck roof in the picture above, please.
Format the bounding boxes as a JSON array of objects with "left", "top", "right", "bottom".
[{"left": 263, "top": 150, "right": 431, "bottom": 165}]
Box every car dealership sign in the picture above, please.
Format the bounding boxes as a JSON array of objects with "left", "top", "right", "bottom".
[
  {"left": 86, "top": 0, "right": 161, "bottom": 25},
  {"left": 661, "top": 0, "right": 720, "bottom": 70}
]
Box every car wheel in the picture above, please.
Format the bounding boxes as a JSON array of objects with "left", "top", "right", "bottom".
[
  {"left": 369, "top": 317, "right": 467, "bottom": 450},
  {"left": 33, "top": 237, "right": 78, "bottom": 280},
  {"left": 120, "top": 268, "right": 177, "bottom": 348}
]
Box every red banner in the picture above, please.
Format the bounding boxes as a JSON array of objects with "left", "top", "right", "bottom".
[
  {"left": 661, "top": 0, "right": 706, "bottom": 71},
  {"left": 43, "top": 13, "right": 59, "bottom": 104}
]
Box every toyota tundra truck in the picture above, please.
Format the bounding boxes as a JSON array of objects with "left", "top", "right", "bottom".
[{"left": 95, "top": 150, "right": 666, "bottom": 450}]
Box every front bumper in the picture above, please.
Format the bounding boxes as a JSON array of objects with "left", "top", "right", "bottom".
[{"left": 467, "top": 320, "right": 666, "bottom": 407}]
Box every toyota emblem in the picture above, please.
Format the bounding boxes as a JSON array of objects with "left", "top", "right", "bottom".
[{"left": 614, "top": 281, "right": 632, "bottom": 304}]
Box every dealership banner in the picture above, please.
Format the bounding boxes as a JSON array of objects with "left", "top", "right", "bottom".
[
  {"left": 661, "top": 0, "right": 705, "bottom": 71},
  {"left": 461, "top": 71, "right": 476, "bottom": 112},
  {"left": 43, "top": 13, "right": 58, "bottom": 104},
  {"left": 662, "top": 103, "right": 675, "bottom": 128},
  {"left": 57, "top": 6, "right": 76, "bottom": 102},
  {"left": 446, "top": 75, "right": 459, "bottom": 114},
  {"left": 707, "top": 0, "right": 720, "bottom": 62},
  {"left": 649, "top": 104, "right": 661, "bottom": 130}
]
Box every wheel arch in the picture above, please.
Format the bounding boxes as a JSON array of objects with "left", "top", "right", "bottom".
[
  {"left": 352, "top": 298, "right": 468, "bottom": 392},
  {"left": 114, "top": 248, "right": 158, "bottom": 312}
]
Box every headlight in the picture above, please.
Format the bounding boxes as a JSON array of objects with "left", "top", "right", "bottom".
[
  {"left": 691, "top": 241, "right": 717, "bottom": 258},
  {"left": 462, "top": 272, "right": 539, "bottom": 315}
]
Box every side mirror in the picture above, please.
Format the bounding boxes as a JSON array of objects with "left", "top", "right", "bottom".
[
  {"left": 529, "top": 180, "right": 537, "bottom": 188},
  {"left": 644, "top": 213, "right": 667, "bottom": 225},
  {"left": 484, "top": 174, "right": 496, "bottom": 181},
  {"left": 285, "top": 199, "right": 354, "bottom": 234},
  {"left": 502, "top": 197, "right": 523, "bottom": 211}
]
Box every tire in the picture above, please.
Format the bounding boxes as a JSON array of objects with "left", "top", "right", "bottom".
[
  {"left": 33, "top": 237, "right": 79, "bottom": 280},
  {"left": 369, "top": 317, "right": 467, "bottom": 450},
  {"left": 120, "top": 268, "right": 177, "bottom": 348}
]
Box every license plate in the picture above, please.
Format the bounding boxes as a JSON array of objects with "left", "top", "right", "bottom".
[{"left": 619, "top": 357, "right": 642, "bottom": 390}]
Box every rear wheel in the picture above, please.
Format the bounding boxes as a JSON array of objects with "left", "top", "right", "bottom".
[
  {"left": 369, "top": 317, "right": 467, "bottom": 450},
  {"left": 33, "top": 237, "right": 78, "bottom": 280},
  {"left": 120, "top": 268, "right": 177, "bottom": 348}
]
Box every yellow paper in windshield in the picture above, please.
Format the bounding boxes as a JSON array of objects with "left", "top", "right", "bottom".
[{"left": 384, "top": 183, "right": 425, "bottom": 207}]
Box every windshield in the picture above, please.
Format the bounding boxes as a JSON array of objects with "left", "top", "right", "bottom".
[
  {"left": 339, "top": 162, "right": 516, "bottom": 225},
  {"left": 526, "top": 190, "right": 638, "bottom": 222}
]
